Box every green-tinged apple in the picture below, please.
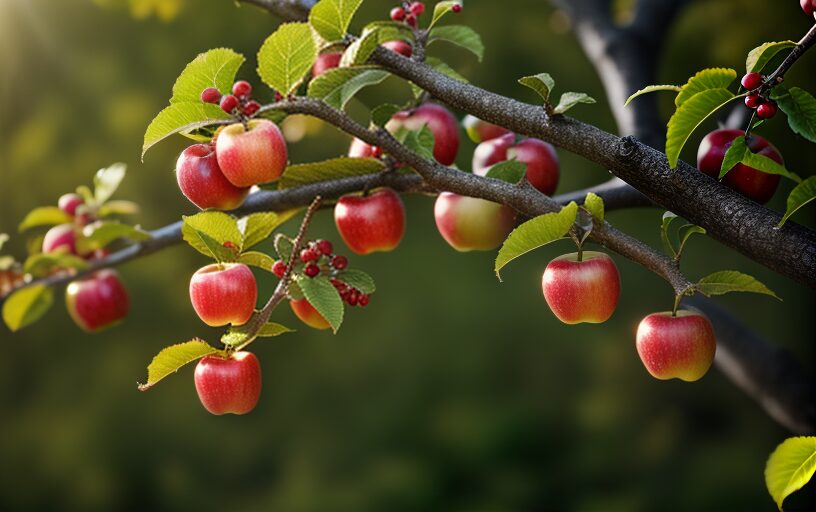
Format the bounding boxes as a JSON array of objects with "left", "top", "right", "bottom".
[
  {"left": 636, "top": 310, "right": 717, "bottom": 382},
  {"left": 386, "top": 103, "right": 460, "bottom": 165},
  {"left": 176, "top": 143, "right": 249, "bottom": 210},
  {"left": 312, "top": 52, "right": 342, "bottom": 77},
  {"left": 215, "top": 119, "right": 288, "bottom": 187},
  {"left": 189, "top": 263, "right": 257, "bottom": 327},
  {"left": 463, "top": 114, "right": 511, "bottom": 143},
  {"left": 42, "top": 224, "right": 78, "bottom": 255},
  {"left": 65, "top": 269, "right": 130, "bottom": 332},
  {"left": 473, "top": 133, "right": 560, "bottom": 195},
  {"left": 290, "top": 298, "right": 331, "bottom": 330},
  {"left": 434, "top": 192, "right": 516, "bottom": 251},
  {"left": 194, "top": 351, "right": 261, "bottom": 415},
  {"left": 334, "top": 188, "right": 405, "bottom": 255},
  {"left": 542, "top": 252, "right": 620, "bottom": 324}
]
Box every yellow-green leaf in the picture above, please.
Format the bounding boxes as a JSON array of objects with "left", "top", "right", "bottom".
[
  {"left": 296, "top": 274, "right": 343, "bottom": 333},
  {"left": 625, "top": 84, "right": 681, "bottom": 107},
  {"left": 137, "top": 339, "right": 220, "bottom": 391},
  {"left": 279, "top": 157, "right": 385, "bottom": 189},
  {"left": 696, "top": 270, "right": 780, "bottom": 299},
  {"left": 18, "top": 207, "right": 72, "bottom": 232},
  {"left": 675, "top": 68, "right": 736, "bottom": 107},
  {"left": 746, "top": 41, "right": 795, "bottom": 74},
  {"left": 142, "top": 102, "right": 229, "bottom": 160},
  {"left": 666, "top": 88, "right": 735, "bottom": 168},
  {"left": 779, "top": 176, "right": 816, "bottom": 227},
  {"left": 309, "top": 0, "right": 364, "bottom": 42},
  {"left": 765, "top": 436, "right": 816, "bottom": 511},
  {"left": 257, "top": 22, "right": 318, "bottom": 96},
  {"left": 2, "top": 284, "right": 54, "bottom": 332},
  {"left": 170, "top": 48, "right": 246, "bottom": 104},
  {"left": 584, "top": 192, "right": 604, "bottom": 223}
]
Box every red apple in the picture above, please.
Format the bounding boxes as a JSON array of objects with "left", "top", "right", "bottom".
[
  {"left": 176, "top": 143, "right": 249, "bottom": 210},
  {"left": 312, "top": 52, "right": 342, "bottom": 77},
  {"left": 215, "top": 119, "right": 288, "bottom": 187},
  {"left": 58, "top": 193, "right": 84, "bottom": 216},
  {"left": 636, "top": 310, "right": 717, "bottom": 382},
  {"left": 65, "top": 269, "right": 129, "bottom": 332},
  {"left": 386, "top": 103, "right": 460, "bottom": 165},
  {"left": 334, "top": 188, "right": 405, "bottom": 255},
  {"left": 542, "top": 252, "right": 620, "bottom": 324},
  {"left": 463, "top": 114, "right": 511, "bottom": 143},
  {"left": 348, "top": 138, "right": 381, "bottom": 158},
  {"left": 290, "top": 298, "right": 331, "bottom": 330},
  {"left": 194, "top": 351, "right": 261, "bottom": 415},
  {"left": 42, "top": 224, "right": 77, "bottom": 255},
  {"left": 433, "top": 192, "right": 516, "bottom": 252},
  {"left": 473, "top": 133, "right": 560, "bottom": 195},
  {"left": 189, "top": 263, "right": 257, "bottom": 327},
  {"left": 697, "top": 129, "right": 783, "bottom": 204},
  {"left": 381, "top": 40, "right": 413, "bottom": 57},
  {"left": 802, "top": 0, "right": 815, "bottom": 17}
]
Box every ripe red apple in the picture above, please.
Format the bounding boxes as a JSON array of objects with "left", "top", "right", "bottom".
[
  {"left": 215, "top": 119, "right": 288, "bottom": 187},
  {"left": 542, "top": 252, "right": 620, "bottom": 324},
  {"left": 194, "top": 351, "right": 261, "bottom": 415},
  {"left": 176, "top": 143, "right": 249, "bottom": 210},
  {"left": 65, "top": 269, "right": 130, "bottom": 332},
  {"left": 697, "top": 129, "right": 783, "bottom": 204},
  {"left": 802, "top": 0, "right": 816, "bottom": 17},
  {"left": 473, "top": 133, "right": 560, "bottom": 195},
  {"left": 348, "top": 138, "right": 381, "bottom": 158},
  {"left": 290, "top": 298, "right": 331, "bottom": 330},
  {"left": 42, "top": 224, "right": 78, "bottom": 255},
  {"left": 312, "top": 52, "right": 342, "bottom": 77},
  {"left": 189, "top": 263, "right": 257, "bottom": 327},
  {"left": 334, "top": 188, "right": 405, "bottom": 255},
  {"left": 636, "top": 310, "right": 717, "bottom": 382},
  {"left": 381, "top": 40, "right": 413, "bottom": 57},
  {"left": 386, "top": 103, "right": 460, "bottom": 165},
  {"left": 58, "top": 193, "right": 84, "bottom": 216},
  {"left": 463, "top": 114, "right": 511, "bottom": 143},
  {"left": 433, "top": 192, "right": 516, "bottom": 252}
]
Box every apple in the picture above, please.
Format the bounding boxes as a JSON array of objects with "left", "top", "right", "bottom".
[
  {"left": 58, "top": 193, "right": 84, "bottom": 216},
  {"left": 348, "top": 138, "right": 382, "bottom": 158},
  {"left": 542, "top": 251, "right": 620, "bottom": 324},
  {"left": 473, "top": 133, "right": 560, "bottom": 196},
  {"left": 194, "top": 351, "right": 261, "bottom": 415},
  {"left": 386, "top": 103, "right": 460, "bottom": 165},
  {"left": 189, "top": 263, "right": 257, "bottom": 327},
  {"left": 312, "top": 52, "right": 342, "bottom": 77},
  {"left": 334, "top": 188, "right": 405, "bottom": 255},
  {"left": 433, "top": 192, "right": 516, "bottom": 252},
  {"left": 65, "top": 269, "right": 130, "bottom": 332},
  {"left": 215, "top": 119, "right": 288, "bottom": 187},
  {"left": 635, "top": 310, "right": 717, "bottom": 382},
  {"left": 463, "top": 114, "right": 511, "bottom": 143},
  {"left": 290, "top": 298, "right": 331, "bottom": 330},
  {"left": 176, "top": 143, "right": 249, "bottom": 210},
  {"left": 42, "top": 224, "right": 77, "bottom": 255},
  {"left": 381, "top": 40, "right": 413, "bottom": 57},
  {"left": 802, "top": 0, "right": 816, "bottom": 17},
  {"left": 697, "top": 129, "right": 783, "bottom": 204}
]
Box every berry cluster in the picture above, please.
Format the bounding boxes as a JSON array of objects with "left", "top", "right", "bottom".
[
  {"left": 201, "top": 80, "right": 261, "bottom": 118},
  {"left": 271, "top": 239, "right": 349, "bottom": 280},
  {"left": 741, "top": 72, "right": 778, "bottom": 120},
  {"left": 331, "top": 278, "right": 370, "bottom": 307}
]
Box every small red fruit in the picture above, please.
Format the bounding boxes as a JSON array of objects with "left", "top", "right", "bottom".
[
  {"left": 334, "top": 188, "right": 406, "bottom": 255},
  {"left": 189, "top": 263, "right": 257, "bottom": 327},
  {"left": 405, "top": 14, "right": 417, "bottom": 27},
  {"left": 741, "top": 72, "right": 763, "bottom": 91},
  {"left": 232, "top": 80, "right": 252, "bottom": 98},
  {"left": 331, "top": 255, "right": 348, "bottom": 270},
  {"left": 58, "top": 193, "right": 84, "bottom": 216},
  {"left": 381, "top": 40, "right": 413, "bottom": 58},
  {"left": 803, "top": 0, "right": 816, "bottom": 16},
  {"left": 311, "top": 52, "right": 343, "bottom": 78},
  {"left": 636, "top": 310, "right": 717, "bottom": 382},
  {"left": 272, "top": 260, "right": 287, "bottom": 278},
  {"left": 744, "top": 94, "right": 762, "bottom": 109},
  {"left": 176, "top": 143, "right": 249, "bottom": 210},
  {"left": 304, "top": 263, "right": 320, "bottom": 278},
  {"left": 756, "top": 101, "right": 778, "bottom": 120},
  {"left": 359, "top": 294, "right": 370, "bottom": 306},
  {"left": 220, "top": 94, "right": 239, "bottom": 114},
  {"left": 300, "top": 248, "right": 319, "bottom": 262},
  {"left": 542, "top": 252, "right": 620, "bottom": 324},
  {"left": 390, "top": 6, "right": 406, "bottom": 21},
  {"left": 316, "top": 239, "right": 333, "bottom": 255},
  {"left": 409, "top": 2, "right": 425, "bottom": 15},
  {"left": 290, "top": 298, "right": 331, "bottom": 330},
  {"left": 194, "top": 352, "right": 261, "bottom": 415},
  {"left": 65, "top": 269, "right": 130, "bottom": 332},
  {"left": 200, "top": 87, "right": 221, "bottom": 104},
  {"left": 451, "top": 3, "right": 462, "bottom": 12},
  {"left": 42, "top": 224, "right": 77, "bottom": 255},
  {"left": 242, "top": 100, "right": 261, "bottom": 117}
]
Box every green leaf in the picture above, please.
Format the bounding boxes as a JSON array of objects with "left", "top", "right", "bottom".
[
  {"left": 308, "top": 0, "right": 363, "bottom": 42},
  {"left": 428, "top": 25, "right": 484, "bottom": 62},
  {"left": 666, "top": 88, "right": 735, "bottom": 169},
  {"left": 274, "top": 234, "right": 295, "bottom": 263},
  {"left": 335, "top": 268, "right": 376, "bottom": 294},
  {"left": 494, "top": 202, "right": 578, "bottom": 280},
  {"left": 170, "top": 48, "right": 245, "bottom": 104},
  {"left": 677, "top": 224, "right": 706, "bottom": 254},
  {"left": 362, "top": 21, "right": 415, "bottom": 42},
  {"left": 675, "top": 68, "right": 737, "bottom": 107},
  {"left": 765, "top": 436, "right": 816, "bottom": 511},
  {"left": 97, "top": 200, "right": 140, "bottom": 218},
  {"left": 257, "top": 322, "right": 295, "bottom": 337},
  {"left": 23, "top": 252, "right": 89, "bottom": 278},
  {"left": 371, "top": 103, "right": 401, "bottom": 127},
  {"left": 741, "top": 151, "right": 801, "bottom": 183},
  {"left": 18, "top": 207, "right": 72, "bottom": 232},
  {"left": 240, "top": 211, "right": 298, "bottom": 250},
  {"left": 400, "top": 125, "right": 435, "bottom": 160},
  {"left": 746, "top": 41, "right": 795, "bottom": 74},
  {"left": 430, "top": 1, "right": 463, "bottom": 29},
  {"left": 624, "top": 84, "right": 681, "bottom": 107},
  {"left": 279, "top": 157, "right": 385, "bottom": 189},
  {"left": 340, "top": 28, "right": 380, "bottom": 66},
  {"left": 137, "top": 339, "right": 219, "bottom": 391},
  {"left": 696, "top": 270, "right": 780, "bottom": 299},
  {"left": 182, "top": 211, "right": 242, "bottom": 261},
  {"left": 307, "top": 66, "right": 390, "bottom": 110},
  {"left": 2, "top": 284, "right": 54, "bottom": 332},
  {"left": 237, "top": 250, "right": 275, "bottom": 271},
  {"left": 518, "top": 73, "right": 555, "bottom": 104},
  {"left": 93, "top": 163, "right": 127, "bottom": 205},
  {"left": 583, "top": 192, "right": 604, "bottom": 223},
  {"left": 719, "top": 136, "right": 748, "bottom": 179},
  {"left": 773, "top": 86, "right": 816, "bottom": 144},
  {"left": 257, "top": 22, "right": 318, "bottom": 96},
  {"left": 142, "top": 102, "right": 229, "bottom": 160},
  {"left": 485, "top": 160, "right": 527, "bottom": 184},
  {"left": 296, "top": 274, "right": 343, "bottom": 333},
  {"left": 660, "top": 211, "right": 679, "bottom": 257},
  {"left": 77, "top": 221, "right": 151, "bottom": 253},
  {"left": 553, "top": 92, "right": 596, "bottom": 115},
  {"left": 779, "top": 176, "right": 816, "bottom": 227}
]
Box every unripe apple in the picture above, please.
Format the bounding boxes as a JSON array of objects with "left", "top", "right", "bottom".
[
  {"left": 290, "top": 298, "right": 331, "bottom": 330},
  {"left": 58, "top": 193, "right": 84, "bottom": 216},
  {"left": 42, "top": 224, "right": 77, "bottom": 255},
  {"left": 433, "top": 192, "right": 516, "bottom": 251},
  {"left": 189, "top": 263, "right": 257, "bottom": 327},
  {"left": 697, "top": 129, "right": 783, "bottom": 204},
  {"left": 312, "top": 52, "right": 342, "bottom": 77},
  {"left": 635, "top": 310, "right": 717, "bottom": 382},
  {"left": 334, "top": 188, "right": 405, "bottom": 255},
  {"left": 463, "top": 114, "right": 511, "bottom": 143},
  {"left": 473, "top": 133, "right": 560, "bottom": 195},
  {"left": 215, "top": 119, "right": 288, "bottom": 187},
  {"left": 381, "top": 40, "right": 413, "bottom": 57},
  {"left": 386, "top": 103, "right": 460, "bottom": 165},
  {"left": 65, "top": 269, "right": 130, "bottom": 332},
  {"left": 542, "top": 252, "right": 620, "bottom": 324},
  {"left": 194, "top": 351, "right": 261, "bottom": 415},
  {"left": 176, "top": 143, "right": 249, "bottom": 210}
]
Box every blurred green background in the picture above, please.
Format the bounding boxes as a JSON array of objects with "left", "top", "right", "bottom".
[{"left": 1, "top": 0, "right": 815, "bottom": 510}]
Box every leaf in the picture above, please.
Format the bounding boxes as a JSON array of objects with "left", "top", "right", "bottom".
[
  {"left": 23, "top": 252, "right": 89, "bottom": 278},
  {"left": 170, "top": 48, "right": 245, "bottom": 104},
  {"left": 308, "top": 0, "right": 364, "bottom": 42},
  {"left": 494, "top": 202, "right": 578, "bottom": 280},
  {"left": 719, "top": 136, "right": 748, "bottom": 179},
  {"left": 274, "top": 234, "right": 295, "bottom": 262},
  {"left": 428, "top": 25, "right": 484, "bottom": 62},
  {"left": 335, "top": 268, "right": 375, "bottom": 294},
  {"left": 257, "top": 22, "right": 318, "bottom": 96},
  {"left": 240, "top": 211, "right": 296, "bottom": 250},
  {"left": 2, "top": 284, "right": 54, "bottom": 332},
  {"left": 256, "top": 322, "right": 295, "bottom": 337},
  {"left": 142, "top": 102, "right": 229, "bottom": 160},
  {"left": 430, "top": 1, "right": 463, "bottom": 29},
  {"left": 0, "top": 233, "right": 7, "bottom": 251},
  {"left": 371, "top": 103, "right": 401, "bottom": 127},
  {"left": 137, "top": 339, "right": 219, "bottom": 391},
  {"left": 553, "top": 92, "right": 596, "bottom": 115},
  {"left": 18, "top": 207, "right": 72, "bottom": 232},
  {"left": 280, "top": 157, "right": 385, "bottom": 189},
  {"left": 400, "top": 125, "right": 435, "bottom": 160},
  {"left": 696, "top": 270, "right": 780, "bottom": 299},
  {"left": 340, "top": 27, "right": 380, "bottom": 66},
  {"left": 307, "top": 66, "right": 390, "bottom": 110},
  {"left": 93, "top": 163, "right": 127, "bottom": 205},
  {"left": 583, "top": 192, "right": 604, "bottom": 223},
  {"left": 98, "top": 200, "right": 140, "bottom": 218},
  {"left": 518, "top": 73, "right": 555, "bottom": 104},
  {"left": 677, "top": 224, "right": 706, "bottom": 253},
  {"left": 773, "top": 87, "right": 816, "bottom": 144},
  {"left": 741, "top": 151, "right": 801, "bottom": 183},
  {"left": 485, "top": 160, "right": 527, "bottom": 184},
  {"left": 362, "top": 20, "right": 415, "bottom": 42},
  {"left": 237, "top": 250, "right": 275, "bottom": 271},
  {"left": 77, "top": 221, "right": 151, "bottom": 253},
  {"left": 296, "top": 274, "right": 344, "bottom": 333},
  {"left": 779, "top": 176, "right": 816, "bottom": 227},
  {"left": 746, "top": 41, "right": 795, "bottom": 74},
  {"left": 624, "top": 85, "right": 681, "bottom": 107},
  {"left": 675, "top": 68, "right": 737, "bottom": 107},
  {"left": 765, "top": 436, "right": 816, "bottom": 511},
  {"left": 181, "top": 211, "right": 242, "bottom": 260},
  {"left": 660, "top": 211, "right": 679, "bottom": 257},
  {"left": 665, "top": 88, "right": 736, "bottom": 169}
]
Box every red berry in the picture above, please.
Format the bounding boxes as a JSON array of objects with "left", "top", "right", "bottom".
[
  {"left": 757, "top": 101, "right": 778, "bottom": 119},
  {"left": 243, "top": 100, "right": 261, "bottom": 117},
  {"left": 802, "top": 0, "right": 815, "bottom": 17},
  {"left": 300, "top": 248, "right": 319, "bottom": 262},
  {"left": 330, "top": 278, "right": 347, "bottom": 292},
  {"left": 371, "top": 146, "right": 384, "bottom": 158},
  {"left": 346, "top": 289, "right": 359, "bottom": 306},
  {"left": 304, "top": 263, "right": 320, "bottom": 278},
  {"left": 220, "top": 94, "right": 239, "bottom": 114},
  {"left": 272, "top": 260, "right": 287, "bottom": 278},
  {"left": 232, "top": 80, "right": 252, "bottom": 98},
  {"left": 405, "top": 14, "right": 417, "bottom": 27},
  {"left": 744, "top": 94, "right": 762, "bottom": 109},
  {"left": 409, "top": 2, "right": 425, "bottom": 15},
  {"left": 359, "top": 294, "right": 369, "bottom": 306},
  {"left": 201, "top": 87, "right": 221, "bottom": 104},
  {"left": 390, "top": 6, "right": 406, "bottom": 20},
  {"left": 741, "top": 72, "right": 763, "bottom": 91},
  {"left": 451, "top": 3, "right": 462, "bottom": 12},
  {"left": 331, "top": 255, "right": 348, "bottom": 270},
  {"left": 274, "top": 92, "right": 284, "bottom": 102},
  {"left": 316, "top": 239, "right": 333, "bottom": 255}
]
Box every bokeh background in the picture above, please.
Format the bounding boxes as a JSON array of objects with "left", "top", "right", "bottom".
[{"left": 1, "top": 0, "right": 815, "bottom": 510}]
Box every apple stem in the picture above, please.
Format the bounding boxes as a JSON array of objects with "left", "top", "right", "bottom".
[
  {"left": 577, "top": 243, "right": 584, "bottom": 262},
  {"left": 672, "top": 294, "right": 682, "bottom": 317}
]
